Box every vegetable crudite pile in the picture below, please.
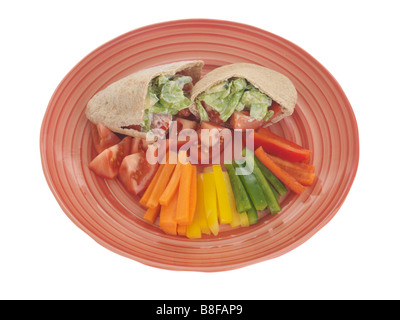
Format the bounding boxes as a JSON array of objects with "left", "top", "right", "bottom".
[{"left": 86, "top": 61, "right": 316, "bottom": 238}]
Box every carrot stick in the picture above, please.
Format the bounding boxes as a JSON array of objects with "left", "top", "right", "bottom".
[
  {"left": 175, "top": 162, "right": 193, "bottom": 225},
  {"left": 159, "top": 191, "right": 179, "bottom": 235},
  {"left": 269, "top": 154, "right": 315, "bottom": 173},
  {"left": 146, "top": 161, "right": 176, "bottom": 208},
  {"left": 268, "top": 154, "right": 316, "bottom": 186},
  {"left": 283, "top": 167, "right": 315, "bottom": 186},
  {"left": 255, "top": 147, "right": 306, "bottom": 194},
  {"left": 159, "top": 162, "right": 183, "bottom": 206},
  {"left": 143, "top": 204, "right": 160, "bottom": 224},
  {"left": 187, "top": 166, "right": 197, "bottom": 224},
  {"left": 177, "top": 224, "right": 187, "bottom": 236},
  {"left": 139, "top": 164, "right": 164, "bottom": 207}
]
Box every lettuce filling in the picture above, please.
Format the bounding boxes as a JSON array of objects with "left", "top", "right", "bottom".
[
  {"left": 143, "top": 74, "right": 193, "bottom": 131},
  {"left": 196, "top": 78, "right": 273, "bottom": 122}
]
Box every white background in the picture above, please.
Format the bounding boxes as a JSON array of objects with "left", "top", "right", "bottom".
[{"left": 1, "top": 0, "right": 399, "bottom": 300}]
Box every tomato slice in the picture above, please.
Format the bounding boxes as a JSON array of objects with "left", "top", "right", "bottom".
[
  {"left": 150, "top": 113, "right": 172, "bottom": 137},
  {"left": 229, "top": 102, "right": 282, "bottom": 130},
  {"left": 118, "top": 152, "right": 159, "bottom": 195},
  {"left": 131, "top": 137, "right": 151, "bottom": 154},
  {"left": 229, "top": 111, "right": 265, "bottom": 130},
  {"left": 198, "top": 122, "right": 232, "bottom": 164},
  {"left": 91, "top": 123, "right": 121, "bottom": 154},
  {"left": 177, "top": 108, "right": 192, "bottom": 118},
  {"left": 268, "top": 101, "right": 282, "bottom": 121},
  {"left": 89, "top": 136, "right": 131, "bottom": 179},
  {"left": 202, "top": 101, "right": 224, "bottom": 125},
  {"left": 176, "top": 117, "right": 199, "bottom": 132}
]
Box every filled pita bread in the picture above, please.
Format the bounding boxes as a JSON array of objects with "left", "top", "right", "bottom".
[
  {"left": 86, "top": 60, "right": 204, "bottom": 138},
  {"left": 189, "top": 63, "right": 297, "bottom": 125}
]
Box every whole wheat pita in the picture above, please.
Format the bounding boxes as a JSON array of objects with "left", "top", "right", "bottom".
[
  {"left": 86, "top": 60, "right": 204, "bottom": 138},
  {"left": 189, "top": 63, "right": 297, "bottom": 125}
]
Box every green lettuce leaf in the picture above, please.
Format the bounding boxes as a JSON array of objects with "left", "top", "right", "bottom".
[
  {"left": 160, "top": 80, "right": 192, "bottom": 114},
  {"left": 196, "top": 100, "right": 210, "bottom": 122},
  {"left": 241, "top": 88, "right": 272, "bottom": 107},
  {"left": 172, "top": 75, "right": 193, "bottom": 89},
  {"left": 249, "top": 103, "right": 268, "bottom": 120},
  {"left": 141, "top": 109, "right": 152, "bottom": 132},
  {"left": 146, "top": 74, "right": 193, "bottom": 113},
  {"left": 141, "top": 74, "right": 193, "bottom": 131},
  {"left": 195, "top": 77, "right": 273, "bottom": 122}
]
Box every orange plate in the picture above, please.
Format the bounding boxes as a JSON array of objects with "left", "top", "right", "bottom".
[{"left": 40, "top": 19, "right": 359, "bottom": 272}]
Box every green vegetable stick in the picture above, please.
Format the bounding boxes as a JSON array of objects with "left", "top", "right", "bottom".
[
  {"left": 246, "top": 202, "right": 259, "bottom": 225},
  {"left": 224, "top": 163, "right": 252, "bottom": 213},
  {"left": 254, "top": 157, "right": 288, "bottom": 196},
  {"left": 234, "top": 161, "right": 268, "bottom": 211},
  {"left": 269, "top": 180, "right": 280, "bottom": 201},
  {"left": 242, "top": 148, "right": 281, "bottom": 214}
]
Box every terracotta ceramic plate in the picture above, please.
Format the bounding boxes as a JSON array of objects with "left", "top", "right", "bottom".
[{"left": 40, "top": 19, "right": 359, "bottom": 272}]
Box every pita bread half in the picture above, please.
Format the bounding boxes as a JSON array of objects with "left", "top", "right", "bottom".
[
  {"left": 86, "top": 60, "right": 204, "bottom": 138},
  {"left": 189, "top": 63, "right": 297, "bottom": 125}
]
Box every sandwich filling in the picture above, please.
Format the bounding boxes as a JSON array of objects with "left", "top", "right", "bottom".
[
  {"left": 141, "top": 74, "right": 193, "bottom": 134},
  {"left": 195, "top": 78, "right": 275, "bottom": 124}
]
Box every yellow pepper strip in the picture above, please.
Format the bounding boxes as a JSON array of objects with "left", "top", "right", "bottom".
[
  {"left": 186, "top": 206, "right": 202, "bottom": 239},
  {"left": 213, "top": 165, "right": 233, "bottom": 224},
  {"left": 239, "top": 212, "right": 250, "bottom": 227},
  {"left": 222, "top": 171, "right": 241, "bottom": 228},
  {"left": 202, "top": 166, "right": 213, "bottom": 174},
  {"left": 202, "top": 172, "right": 219, "bottom": 236},
  {"left": 197, "top": 174, "right": 211, "bottom": 235}
]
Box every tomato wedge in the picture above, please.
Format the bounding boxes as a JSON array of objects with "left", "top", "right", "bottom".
[
  {"left": 253, "top": 128, "right": 312, "bottom": 162},
  {"left": 198, "top": 122, "right": 231, "bottom": 164},
  {"left": 229, "top": 102, "right": 282, "bottom": 130},
  {"left": 202, "top": 101, "right": 224, "bottom": 125},
  {"left": 268, "top": 102, "right": 282, "bottom": 121},
  {"left": 118, "top": 151, "right": 159, "bottom": 195},
  {"left": 91, "top": 123, "right": 121, "bottom": 154},
  {"left": 89, "top": 136, "right": 131, "bottom": 179},
  {"left": 176, "top": 117, "right": 199, "bottom": 132},
  {"left": 229, "top": 111, "right": 265, "bottom": 130},
  {"left": 131, "top": 137, "right": 151, "bottom": 154}
]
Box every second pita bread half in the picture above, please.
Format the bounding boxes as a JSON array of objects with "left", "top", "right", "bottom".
[{"left": 189, "top": 63, "right": 297, "bottom": 125}]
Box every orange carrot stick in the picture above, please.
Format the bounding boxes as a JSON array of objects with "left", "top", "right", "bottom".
[
  {"left": 187, "top": 166, "right": 197, "bottom": 224},
  {"left": 146, "top": 162, "right": 176, "bottom": 208},
  {"left": 268, "top": 154, "right": 316, "bottom": 186},
  {"left": 175, "top": 162, "right": 193, "bottom": 225},
  {"left": 255, "top": 147, "right": 306, "bottom": 194},
  {"left": 269, "top": 154, "right": 315, "bottom": 173},
  {"left": 159, "top": 161, "right": 183, "bottom": 206},
  {"left": 283, "top": 167, "right": 315, "bottom": 186},
  {"left": 177, "top": 224, "right": 187, "bottom": 236},
  {"left": 139, "top": 164, "right": 164, "bottom": 207},
  {"left": 159, "top": 191, "right": 179, "bottom": 235},
  {"left": 143, "top": 204, "right": 161, "bottom": 224}
]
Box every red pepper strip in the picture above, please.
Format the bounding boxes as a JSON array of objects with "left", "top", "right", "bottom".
[
  {"left": 253, "top": 128, "right": 312, "bottom": 162},
  {"left": 255, "top": 147, "right": 306, "bottom": 194}
]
